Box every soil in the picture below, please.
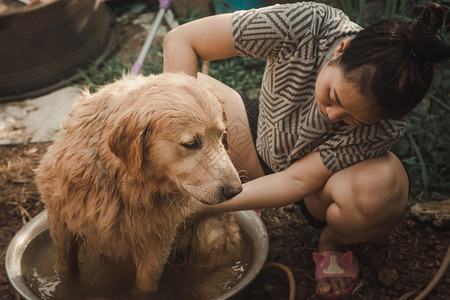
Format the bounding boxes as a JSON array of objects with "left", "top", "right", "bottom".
[
  {"left": 1, "top": 2, "right": 449, "bottom": 300},
  {"left": 1, "top": 143, "right": 449, "bottom": 300}
]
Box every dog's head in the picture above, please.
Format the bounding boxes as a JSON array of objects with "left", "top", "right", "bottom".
[{"left": 102, "top": 73, "right": 242, "bottom": 205}]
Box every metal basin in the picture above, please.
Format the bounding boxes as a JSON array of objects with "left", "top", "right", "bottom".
[
  {"left": 0, "top": 0, "right": 118, "bottom": 102},
  {"left": 6, "top": 210, "right": 269, "bottom": 299}
]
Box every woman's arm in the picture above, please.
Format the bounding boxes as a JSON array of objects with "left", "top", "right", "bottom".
[
  {"left": 202, "top": 152, "right": 333, "bottom": 213},
  {"left": 163, "top": 13, "right": 237, "bottom": 76}
]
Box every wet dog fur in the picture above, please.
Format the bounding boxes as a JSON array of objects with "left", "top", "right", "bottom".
[{"left": 36, "top": 73, "right": 243, "bottom": 295}]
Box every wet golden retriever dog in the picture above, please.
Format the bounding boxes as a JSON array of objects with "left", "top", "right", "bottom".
[{"left": 36, "top": 73, "right": 243, "bottom": 296}]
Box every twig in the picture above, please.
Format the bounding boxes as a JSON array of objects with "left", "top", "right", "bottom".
[
  {"left": 398, "top": 289, "right": 419, "bottom": 300},
  {"left": 413, "top": 243, "right": 450, "bottom": 300},
  {"left": 263, "top": 261, "right": 296, "bottom": 300},
  {"left": 399, "top": 243, "right": 450, "bottom": 300},
  {"left": 17, "top": 204, "right": 32, "bottom": 224}
]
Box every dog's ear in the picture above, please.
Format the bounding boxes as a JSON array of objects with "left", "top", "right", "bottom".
[
  {"left": 214, "top": 92, "right": 229, "bottom": 150},
  {"left": 108, "top": 117, "right": 149, "bottom": 178}
]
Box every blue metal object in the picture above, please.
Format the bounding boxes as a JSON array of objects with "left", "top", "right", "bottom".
[{"left": 215, "top": 0, "right": 264, "bottom": 13}]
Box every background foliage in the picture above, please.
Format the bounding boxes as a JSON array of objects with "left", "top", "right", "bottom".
[{"left": 75, "top": 0, "right": 450, "bottom": 203}]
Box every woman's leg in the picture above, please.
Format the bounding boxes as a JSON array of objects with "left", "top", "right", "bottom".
[
  {"left": 197, "top": 72, "right": 264, "bottom": 181},
  {"left": 304, "top": 151, "right": 409, "bottom": 295}
]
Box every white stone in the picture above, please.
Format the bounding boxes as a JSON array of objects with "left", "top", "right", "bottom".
[
  {"left": 0, "top": 86, "right": 81, "bottom": 145},
  {"left": 410, "top": 199, "right": 450, "bottom": 227}
]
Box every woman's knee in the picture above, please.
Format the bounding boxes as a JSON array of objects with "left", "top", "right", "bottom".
[
  {"left": 357, "top": 152, "right": 408, "bottom": 213},
  {"left": 327, "top": 152, "right": 409, "bottom": 223}
]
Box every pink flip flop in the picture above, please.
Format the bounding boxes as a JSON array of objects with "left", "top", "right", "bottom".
[{"left": 313, "top": 250, "right": 359, "bottom": 299}]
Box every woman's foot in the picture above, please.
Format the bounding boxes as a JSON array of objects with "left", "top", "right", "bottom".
[
  {"left": 313, "top": 250, "right": 359, "bottom": 299},
  {"left": 317, "top": 276, "right": 354, "bottom": 296}
]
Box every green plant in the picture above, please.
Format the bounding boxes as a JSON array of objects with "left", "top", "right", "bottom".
[
  {"left": 175, "top": 5, "right": 204, "bottom": 24},
  {"left": 207, "top": 57, "right": 266, "bottom": 99},
  {"left": 333, "top": 0, "right": 450, "bottom": 26},
  {"left": 333, "top": 0, "right": 367, "bottom": 25},
  {"left": 74, "top": 46, "right": 164, "bottom": 93},
  {"left": 392, "top": 67, "right": 450, "bottom": 201}
]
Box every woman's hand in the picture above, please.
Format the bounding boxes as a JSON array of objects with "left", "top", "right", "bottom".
[
  {"left": 213, "top": 152, "right": 333, "bottom": 213},
  {"left": 189, "top": 199, "right": 218, "bottom": 216}
]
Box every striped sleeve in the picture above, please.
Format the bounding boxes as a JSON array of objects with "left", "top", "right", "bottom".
[
  {"left": 319, "top": 119, "right": 407, "bottom": 172},
  {"left": 231, "top": 2, "right": 361, "bottom": 60}
]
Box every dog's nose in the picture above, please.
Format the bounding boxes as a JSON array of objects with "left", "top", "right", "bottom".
[{"left": 222, "top": 183, "right": 243, "bottom": 199}]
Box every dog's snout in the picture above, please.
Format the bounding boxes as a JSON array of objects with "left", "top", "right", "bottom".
[{"left": 222, "top": 183, "right": 243, "bottom": 199}]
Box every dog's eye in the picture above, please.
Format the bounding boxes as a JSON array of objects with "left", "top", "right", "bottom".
[
  {"left": 220, "top": 130, "right": 228, "bottom": 149},
  {"left": 181, "top": 140, "right": 201, "bottom": 150}
]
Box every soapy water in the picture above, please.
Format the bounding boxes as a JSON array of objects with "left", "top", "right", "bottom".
[{"left": 22, "top": 230, "right": 251, "bottom": 300}]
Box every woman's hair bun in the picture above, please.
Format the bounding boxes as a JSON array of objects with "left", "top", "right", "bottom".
[
  {"left": 418, "top": 3, "right": 445, "bottom": 33},
  {"left": 410, "top": 3, "right": 449, "bottom": 64}
]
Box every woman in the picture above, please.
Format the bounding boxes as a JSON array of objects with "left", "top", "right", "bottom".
[{"left": 163, "top": 2, "right": 449, "bottom": 298}]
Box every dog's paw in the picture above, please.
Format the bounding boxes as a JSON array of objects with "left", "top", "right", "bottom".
[
  {"left": 55, "top": 260, "right": 79, "bottom": 278},
  {"left": 130, "top": 287, "right": 157, "bottom": 300}
]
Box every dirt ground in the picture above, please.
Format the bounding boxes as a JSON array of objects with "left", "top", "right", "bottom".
[
  {"left": 1, "top": 2, "right": 449, "bottom": 300},
  {"left": 1, "top": 143, "right": 449, "bottom": 300}
]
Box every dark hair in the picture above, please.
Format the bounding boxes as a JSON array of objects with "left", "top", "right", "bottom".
[{"left": 335, "top": 3, "right": 450, "bottom": 119}]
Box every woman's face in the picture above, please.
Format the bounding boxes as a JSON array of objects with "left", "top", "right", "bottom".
[{"left": 315, "top": 63, "right": 381, "bottom": 126}]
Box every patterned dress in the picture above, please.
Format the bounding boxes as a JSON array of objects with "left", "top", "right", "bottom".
[{"left": 232, "top": 2, "right": 406, "bottom": 173}]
